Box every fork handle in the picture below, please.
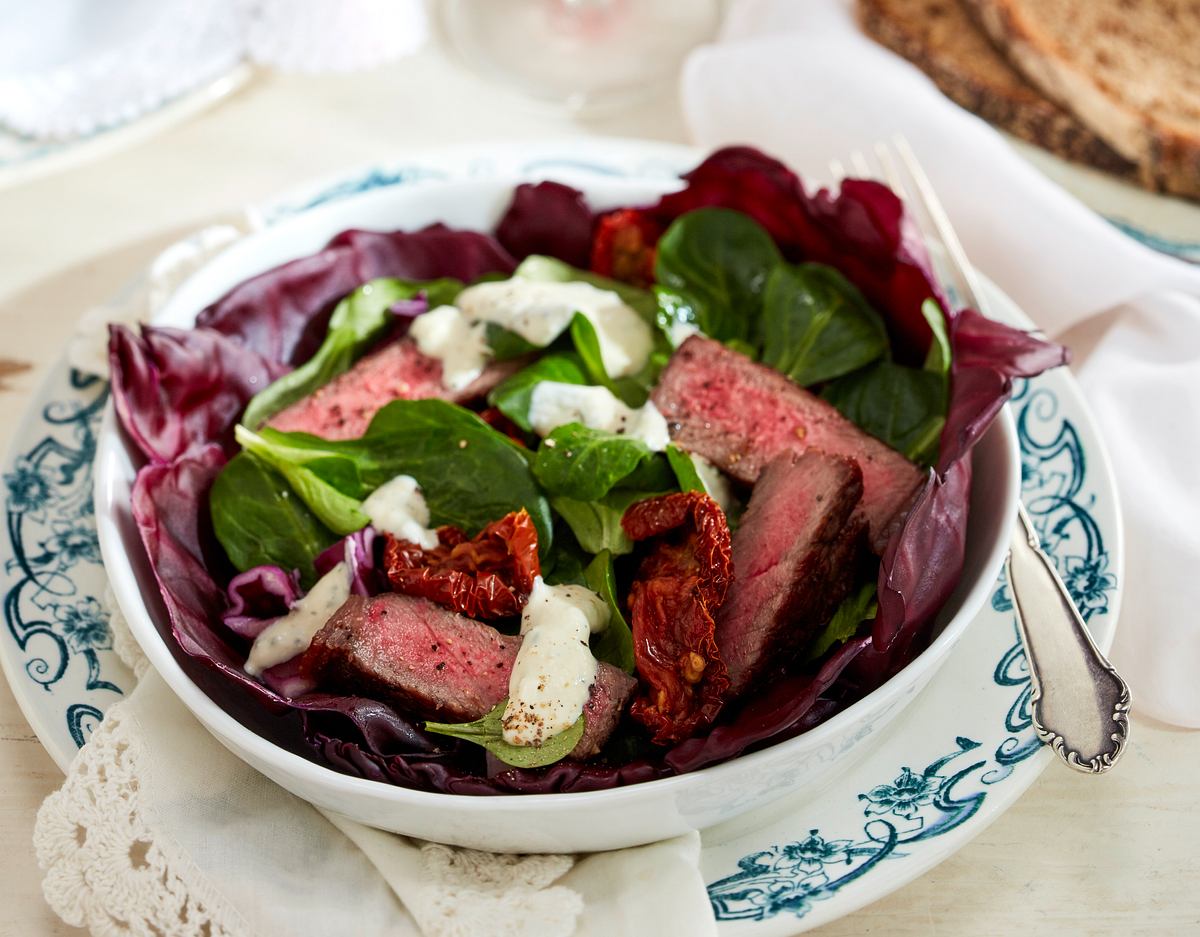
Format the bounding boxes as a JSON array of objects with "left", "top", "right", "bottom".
[{"left": 1005, "top": 503, "right": 1131, "bottom": 773}]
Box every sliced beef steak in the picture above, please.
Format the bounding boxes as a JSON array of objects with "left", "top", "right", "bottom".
[
  {"left": 267, "top": 338, "right": 523, "bottom": 440},
  {"left": 718, "top": 451, "right": 868, "bottom": 696},
  {"left": 303, "top": 593, "right": 636, "bottom": 759},
  {"left": 651, "top": 335, "right": 925, "bottom": 552}
]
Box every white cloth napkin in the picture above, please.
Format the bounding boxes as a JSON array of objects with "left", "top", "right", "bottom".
[
  {"left": 35, "top": 602, "right": 715, "bottom": 937},
  {"left": 683, "top": 0, "right": 1200, "bottom": 728},
  {"left": 0, "top": 0, "right": 428, "bottom": 140}
]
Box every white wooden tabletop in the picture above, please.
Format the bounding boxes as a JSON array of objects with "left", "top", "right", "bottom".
[{"left": 1, "top": 44, "right": 1197, "bottom": 937}]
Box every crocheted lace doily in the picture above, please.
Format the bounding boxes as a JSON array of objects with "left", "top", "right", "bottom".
[
  {"left": 34, "top": 696, "right": 249, "bottom": 937},
  {"left": 35, "top": 593, "right": 585, "bottom": 937}
]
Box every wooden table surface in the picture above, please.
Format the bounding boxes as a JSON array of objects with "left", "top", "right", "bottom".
[{"left": 1, "top": 45, "right": 1197, "bottom": 937}]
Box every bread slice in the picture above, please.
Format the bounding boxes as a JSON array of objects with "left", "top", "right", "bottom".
[
  {"left": 857, "top": 0, "right": 1137, "bottom": 180},
  {"left": 962, "top": 0, "right": 1200, "bottom": 200}
]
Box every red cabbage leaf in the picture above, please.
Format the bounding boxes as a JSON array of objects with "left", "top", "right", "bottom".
[
  {"left": 195, "top": 224, "right": 517, "bottom": 367},
  {"left": 222, "top": 565, "right": 301, "bottom": 639},
  {"left": 110, "top": 324, "right": 286, "bottom": 464},
  {"left": 495, "top": 181, "right": 593, "bottom": 269}
]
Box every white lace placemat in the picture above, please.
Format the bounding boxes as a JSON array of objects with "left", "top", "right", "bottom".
[{"left": 33, "top": 587, "right": 714, "bottom": 937}]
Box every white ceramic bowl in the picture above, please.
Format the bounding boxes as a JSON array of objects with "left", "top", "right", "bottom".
[{"left": 94, "top": 175, "right": 1020, "bottom": 853}]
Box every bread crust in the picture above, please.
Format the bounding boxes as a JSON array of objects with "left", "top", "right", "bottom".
[
  {"left": 961, "top": 0, "right": 1200, "bottom": 200},
  {"left": 857, "top": 0, "right": 1137, "bottom": 177}
]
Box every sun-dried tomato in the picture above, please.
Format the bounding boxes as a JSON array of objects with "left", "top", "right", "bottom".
[
  {"left": 478, "top": 407, "right": 527, "bottom": 445},
  {"left": 590, "top": 209, "right": 661, "bottom": 288},
  {"left": 622, "top": 491, "right": 733, "bottom": 745},
  {"left": 383, "top": 510, "right": 540, "bottom": 620}
]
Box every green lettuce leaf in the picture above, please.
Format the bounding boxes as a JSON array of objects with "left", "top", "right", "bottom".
[
  {"left": 806, "top": 582, "right": 878, "bottom": 661},
  {"left": 584, "top": 550, "right": 635, "bottom": 673},
  {"left": 236, "top": 426, "right": 369, "bottom": 535},
  {"left": 209, "top": 452, "right": 337, "bottom": 586},
  {"left": 654, "top": 207, "right": 782, "bottom": 346},
  {"left": 487, "top": 352, "right": 589, "bottom": 432},
  {"left": 425, "top": 699, "right": 585, "bottom": 768},
  {"left": 567, "top": 312, "right": 654, "bottom": 408},
  {"left": 761, "top": 263, "right": 888, "bottom": 386},
  {"left": 551, "top": 489, "right": 664, "bottom": 557},
  {"left": 921, "top": 298, "right": 952, "bottom": 374},
  {"left": 233, "top": 399, "right": 553, "bottom": 551},
  {"left": 822, "top": 362, "right": 947, "bottom": 466},
  {"left": 665, "top": 444, "right": 705, "bottom": 493},
  {"left": 532, "top": 423, "right": 672, "bottom": 502}
]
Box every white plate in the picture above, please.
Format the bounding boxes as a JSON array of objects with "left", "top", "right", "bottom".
[
  {"left": 0, "top": 67, "right": 250, "bottom": 192},
  {"left": 0, "top": 139, "right": 1122, "bottom": 931}
]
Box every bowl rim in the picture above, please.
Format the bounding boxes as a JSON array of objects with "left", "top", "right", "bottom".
[{"left": 94, "top": 171, "right": 1022, "bottom": 811}]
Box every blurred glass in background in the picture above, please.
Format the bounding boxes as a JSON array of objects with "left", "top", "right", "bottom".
[{"left": 439, "top": 0, "right": 724, "bottom": 113}]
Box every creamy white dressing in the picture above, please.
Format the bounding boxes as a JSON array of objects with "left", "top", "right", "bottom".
[
  {"left": 408, "top": 304, "right": 490, "bottom": 391},
  {"left": 692, "top": 453, "right": 736, "bottom": 515},
  {"left": 667, "top": 320, "right": 701, "bottom": 348},
  {"left": 502, "top": 576, "right": 609, "bottom": 747},
  {"left": 456, "top": 279, "right": 654, "bottom": 378},
  {"left": 245, "top": 561, "right": 350, "bottom": 676},
  {"left": 362, "top": 475, "right": 439, "bottom": 549},
  {"left": 527, "top": 381, "right": 670, "bottom": 450}
]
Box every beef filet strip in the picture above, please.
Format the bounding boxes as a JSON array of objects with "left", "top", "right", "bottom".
[
  {"left": 651, "top": 335, "right": 925, "bottom": 552},
  {"left": 718, "top": 451, "right": 868, "bottom": 696},
  {"left": 267, "top": 337, "right": 523, "bottom": 440},
  {"left": 303, "top": 593, "right": 636, "bottom": 759}
]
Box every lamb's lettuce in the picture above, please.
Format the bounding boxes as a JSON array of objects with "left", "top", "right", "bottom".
[
  {"left": 487, "top": 352, "right": 589, "bottom": 431},
  {"left": 761, "top": 263, "right": 889, "bottom": 386},
  {"left": 822, "top": 362, "right": 947, "bottom": 466},
  {"left": 543, "top": 524, "right": 589, "bottom": 587},
  {"left": 235, "top": 426, "right": 370, "bottom": 535},
  {"left": 584, "top": 550, "right": 635, "bottom": 673},
  {"left": 218, "top": 399, "right": 553, "bottom": 553},
  {"left": 425, "top": 700, "right": 585, "bottom": 768},
  {"left": 806, "top": 582, "right": 878, "bottom": 661},
  {"left": 532, "top": 423, "right": 673, "bottom": 502},
  {"left": 567, "top": 312, "right": 658, "bottom": 408},
  {"left": 483, "top": 322, "right": 542, "bottom": 361},
  {"left": 551, "top": 489, "right": 664, "bottom": 557},
  {"left": 820, "top": 298, "right": 952, "bottom": 467},
  {"left": 665, "top": 445, "right": 705, "bottom": 494},
  {"left": 654, "top": 207, "right": 781, "bottom": 346},
  {"left": 210, "top": 452, "right": 337, "bottom": 586},
  {"left": 653, "top": 285, "right": 701, "bottom": 348},
  {"left": 241, "top": 277, "right": 462, "bottom": 430},
  {"left": 921, "top": 299, "right": 952, "bottom": 374}
]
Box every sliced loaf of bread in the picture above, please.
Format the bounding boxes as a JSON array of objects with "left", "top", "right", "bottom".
[
  {"left": 857, "top": 0, "right": 1137, "bottom": 178},
  {"left": 962, "top": 0, "right": 1200, "bottom": 199}
]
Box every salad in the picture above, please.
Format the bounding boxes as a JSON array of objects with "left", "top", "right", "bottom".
[{"left": 111, "top": 147, "right": 1066, "bottom": 794}]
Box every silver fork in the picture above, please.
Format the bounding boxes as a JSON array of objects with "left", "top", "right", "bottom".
[{"left": 832, "top": 137, "right": 1131, "bottom": 774}]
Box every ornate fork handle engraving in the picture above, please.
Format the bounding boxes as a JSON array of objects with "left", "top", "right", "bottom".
[{"left": 1005, "top": 503, "right": 1131, "bottom": 773}]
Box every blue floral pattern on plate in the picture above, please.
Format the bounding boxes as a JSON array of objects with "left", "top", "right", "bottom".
[{"left": 3, "top": 371, "right": 119, "bottom": 747}]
